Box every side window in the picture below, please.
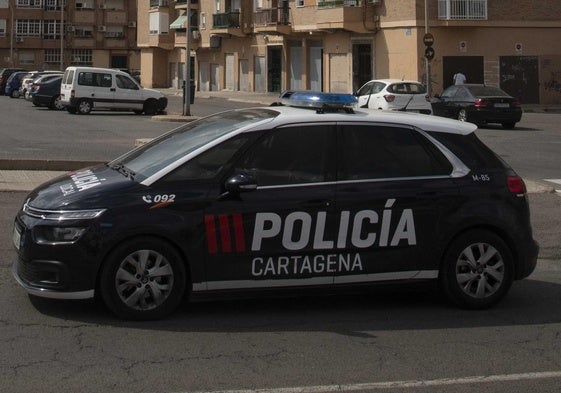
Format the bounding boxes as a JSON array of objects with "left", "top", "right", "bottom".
[
  {"left": 235, "top": 126, "right": 335, "bottom": 186},
  {"left": 338, "top": 125, "right": 453, "bottom": 180},
  {"left": 356, "top": 82, "right": 373, "bottom": 96},
  {"left": 388, "top": 83, "right": 407, "bottom": 94},
  {"left": 116, "top": 74, "right": 138, "bottom": 90},
  {"left": 161, "top": 135, "right": 250, "bottom": 182},
  {"left": 77, "top": 72, "right": 112, "bottom": 88}
]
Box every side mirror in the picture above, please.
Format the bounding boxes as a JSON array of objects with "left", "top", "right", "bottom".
[{"left": 225, "top": 173, "right": 257, "bottom": 194}]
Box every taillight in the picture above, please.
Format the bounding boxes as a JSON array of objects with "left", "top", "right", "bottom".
[
  {"left": 507, "top": 176, "right": 526, "bottom": 195},
  {"left": 70, "top": 89, "right": 75, "bottom": 98},
  {"left": 384, "top": 94, "right": 395, "bottom": 102},
  {"left": 474, "top": 99, "right": 492, "bottom": 108},
  {"left": 425, "top": 94, "right": 430, "bottom": 102},
  {"left": 512, "top": 101, "right": 521, "bottom": 108}
]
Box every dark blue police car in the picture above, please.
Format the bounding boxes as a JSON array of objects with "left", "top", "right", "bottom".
[{"left": 12, "top": 92, "right": 538, "bottom": 320}]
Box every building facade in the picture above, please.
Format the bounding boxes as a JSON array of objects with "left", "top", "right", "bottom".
[
  {"left": 0, "top": 0, "right": 139, "bottom": 73},
  {"left": 139, "top": 0, "right": 561, "bottom": 104}
]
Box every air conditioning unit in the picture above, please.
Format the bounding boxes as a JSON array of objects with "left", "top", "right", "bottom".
[
  {"left": 67, "top": 25, "right": 75, "bottom": 32},
  {"left": 16, "top": 37, "right": 24, "bottom": 43},
  {"left": 192, "top": 30, "right": 200, "bottom": 40},
  {"left": 76, "top": 2, "right": 83, "bottom": 8},
  {"left": 128, "top": 21, "right": 136, "bottom": 28},
  {"left": 98, "top": 25, "right": 107, "bottom": 32}
]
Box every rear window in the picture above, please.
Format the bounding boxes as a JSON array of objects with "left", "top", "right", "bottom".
[
  {"left": 63, "top": 70, "right": 74, "bottom": 85},
  {"left": 466, "top": 85, "right": 509, "bottom": 97},
  {"left": 427, "top": 131, "right": 506, "bottom": 170}
]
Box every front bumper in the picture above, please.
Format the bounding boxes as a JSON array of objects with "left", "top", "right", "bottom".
[{"left": 12, "top": 258, "right": 94, "bottom": 300}]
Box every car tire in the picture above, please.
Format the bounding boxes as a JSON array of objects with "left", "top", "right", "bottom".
[
  {"left": 143, "top": 99, "right": 158, "bottom": 116},
  {"left": 133, "top": 109, "right": 144, "bottom": 115},
  {"left": 502, "top": 122, "right": 516, "bottom": 130},
  {"left": 10, "top": 90, "right": 19, "bottom": 98},
  {"left": 440, "top": 230, "right": 514, "bottom": 309},
  {"left": 77, "top": 99, "right": 92, "bottom": 115},
  {"left": 457, "top": 109, "right": 468, "bottom": 122},
  {"left": 51, "top": 95, "right": 65, "bottom": 110},
  {"left": 66, "top": 106, "right": 77, "bottom": 114},
  {"left": 99, "top": 237, "right": 187, "bottom": 320}
]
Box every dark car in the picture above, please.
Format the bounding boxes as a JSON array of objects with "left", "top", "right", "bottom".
[
  {"left": 431, "top": 84, "right": 523, "bottom": 129},
  {"left": 12, "top": 92, "right": 538, "bottom": 320},
  {"left": 4, "top": 71, "right": 27, "bottom": 98},
  {"left": 0, "top": 68, "right": 26, "bottom": 96},
  {"left": 31, "top": 76, "right": 64, "bottom": 110}
]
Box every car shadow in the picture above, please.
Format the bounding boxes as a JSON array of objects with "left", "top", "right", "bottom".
[
  {"left": 28, "top": 278, "right": 561, "bottom": 337},
  {"left": 476, "top": 124, "right": 540, "bottom": 132}
]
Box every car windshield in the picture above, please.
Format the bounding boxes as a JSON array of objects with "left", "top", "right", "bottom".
[
  {"left": 467, "top": 85, "right": 509, "bottom": 97},
  {"left": 109, "top": 108, "right": 278, "bottom": 180}
]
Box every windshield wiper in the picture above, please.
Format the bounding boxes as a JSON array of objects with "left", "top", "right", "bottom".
[{"left": 108, "top": 162, "right": 136, "bottom": 180}]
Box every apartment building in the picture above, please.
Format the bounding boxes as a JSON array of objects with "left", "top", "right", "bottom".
[
  {"left": 0, "top": 0, "right": 139, "bottom": 73},
  {"left": 138, "top": 0, "right": 561, "bottom": 104}
]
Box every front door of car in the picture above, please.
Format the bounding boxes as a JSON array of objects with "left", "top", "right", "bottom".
[
  {"left": 334, "top": 123, "right": 462, "bottom": 285},
  {"left": 202, "top": 125, "right": 338, "bottom": 292},
  {"left": 432, "top": 85, "right": 460, "bottom": 118},
  {"left": 114, "top": 74, "right": 143, "bottom": 110}
]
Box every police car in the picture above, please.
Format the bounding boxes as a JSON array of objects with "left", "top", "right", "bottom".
[{"left": 12, "top": 91, "right": 538, "bottom": 320}]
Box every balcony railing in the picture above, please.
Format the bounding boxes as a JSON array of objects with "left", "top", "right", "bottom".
[
  {"left": 150, "top": 0, "right": 168, "bottom": 8},
  {"left": 438, "top": 0, "right": 487, "bottom": 20},
  {"left": 212, "top": 11, "right": 241, "bottom": 28},
  {"left": 317, "top": 0, "right": 361, "bottom": 9},
  {"left": 253, "top": 7, "right": 290, "bottom": 26}
]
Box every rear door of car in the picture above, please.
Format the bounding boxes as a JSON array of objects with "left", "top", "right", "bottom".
[{"left": 334, "top": 123, "right": 463, "bottom": 285}]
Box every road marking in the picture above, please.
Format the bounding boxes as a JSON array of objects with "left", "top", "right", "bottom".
[
  {"left": 544, "top": 179, "right": 561, "bottom": 185},
  {"left": 184, "top": 371, "right": 561, "bottom": 393}
]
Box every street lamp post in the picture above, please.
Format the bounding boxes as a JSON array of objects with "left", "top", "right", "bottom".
[
  {"left": 183, "top": 0, "right": 191, "bottom": 116},
  {"left": 59, "top": 0, "right": 64, "bottom": 71},
  {"left": 424, "top": 0, "right": 431, "bottom": 97}
]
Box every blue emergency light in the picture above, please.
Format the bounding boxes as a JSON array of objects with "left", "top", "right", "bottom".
[{"left": 278, "top": 90, "right": 358, "bottom": 113}]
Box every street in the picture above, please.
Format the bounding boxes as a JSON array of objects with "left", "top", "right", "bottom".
[{"left": 1, "top": 93, "right": 561, "bottom": 393}]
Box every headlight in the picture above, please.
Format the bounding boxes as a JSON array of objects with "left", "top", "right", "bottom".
[{"left": 34, "top": 227, "right": 88, "bottom": 244}]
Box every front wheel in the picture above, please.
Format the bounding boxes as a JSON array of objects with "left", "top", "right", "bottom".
[
  {"left": 143, "top": 99, "right": 158, "bottom": 116},
  {"left": 440, "top": 230, "right": 514, "bottom": 309},
  {"left": 99, "top": 238, "right": 187, "bottom": 320}
]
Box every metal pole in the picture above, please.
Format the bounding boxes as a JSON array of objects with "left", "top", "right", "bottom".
[
  {"left": 60, "top": 0, "right": 64, "bottom": 71},
  {"left": 10, "top": 0, "right": 13, "bottom": 66},
  {"left": 182, "top": 0, "right": 191, "bottom": 116},
  {"left": 425, "top": 0, "right": 431, "bottom": 97}
]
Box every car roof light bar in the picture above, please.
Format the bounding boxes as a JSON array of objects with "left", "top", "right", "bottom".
[{"left": 278, "top": 90, "right": 358, "bottom": 113}]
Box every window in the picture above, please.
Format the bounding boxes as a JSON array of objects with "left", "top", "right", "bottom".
[
  {"left": 116, "top": 74, "right": 138, "bottom": 90},
  {"left": 43, "top": 20, "right": 63, "bottom": 39},
  {"left": 19, "top": 51, "right": 35, "bottom": 65},
  {"left": 105, "top": 26, "right": 124, "bottom": 38},
  {"left": 74, "top": 26, "right": 94, "bottom": 37},
  {"left": 438, "top": 0, "right": 487, "bottom": 20},
  {"left": 17, "top": 0, "right": 43, "bottom": 8},
  {"left": 163, "top": 136, "right": 250, "bottom": 182},
  {"left": 235, "top": 126, "right": 335, "bottom": 186},
  {"left": 338, "top": 125, "right": 452, "bottom": 180},
  {"left": 78, "top": 72, "right": 112, "bottom": 87},
  {"left": 44, "top": 0, "right": 66, "bottom": 10},
  {"left": 149, "top": 12, "right": 169, "bottom": 35},
  {"left": 75, "top": 0, "right": 94, "bottom": 8},
  {"left": 71, "top": 49, "right": 92, "bottom": 65},
  {"left": 44, "top": 49, "right": 61, "bottom": 64},
  {"left": 200, "top": 13, "right": 206, "bottom": 29},
  {"left": 16, "top": 19, "right": 41, "bottom": 36},
  {"left": 0, "top": 19, "right": 6, "bottom": 37},
  {"left": 297, "top": 0, "right": 304, "bottom": 6}
]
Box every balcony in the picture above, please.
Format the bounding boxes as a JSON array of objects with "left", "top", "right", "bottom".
[
  {"left": 292, "top": 0, "right": 375, "bottom": 33},
  {"left": 253, "top": 7, "right": 291, "bottom": 35},
  {"left": 212, "top": 11, "right": 246, "bottom": 37},
  {"left": 438, "top": 0, "right": 487, "bottom": 20}
]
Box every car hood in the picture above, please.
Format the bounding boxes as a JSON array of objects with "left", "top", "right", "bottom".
[{"left": 25, "top": 164, "right": 142, "bottom": 210}]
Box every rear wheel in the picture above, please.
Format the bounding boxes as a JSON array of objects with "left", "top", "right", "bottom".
[
  {"left": 457, "top": 109, "right": 468, "bottom": 122},
  {"left": 502, "top": 122, "right": 516, "bottom": 129},
  {"left": 99, "top": 238, "right": 187, "bottom": 320},
  {"left": 440, "top": 230, "right": 514, "bottom": 309},
  {"left": 10, "top": 90, "right": 19, "bottom": 98},
  {"left": 77, "top": 98, "right": 92, "bottom": 114},
  {"left": 49, "top": 94, "right": 65, "bottom": 110}
]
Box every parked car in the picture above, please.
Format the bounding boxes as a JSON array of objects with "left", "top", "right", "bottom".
[
  {"left": 20, "top": 71, "right": 63, "bottom": 100},
  {"left": 12, "top": 91, "right": 538, "bottom": 320},
  {"left": 27, "top": 74, "right": 64, "bottom": 102},
  {"left": 0, "top": 68, "right": 26, "bottom": 96},
  {"left": 4, "top": 71, "right": 27, "bottom": 98},
  {"left": 354, "top": 79, "right": 433, "bottom": 114},
  {"left": 60, "top": 66, "right": 167, "bottom": 115},
  {"left": 431, "top": 84, "right": 523, "bottom": 129},
  {"left": 31, "top": 75, "right": 64, "bottom": 110}
]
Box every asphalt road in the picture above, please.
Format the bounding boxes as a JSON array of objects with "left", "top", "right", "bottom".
[
  {"left": 1, "top": 93, "right": 561, "bottom": 393},
  {"left": 1, "top": 192, "right": 561, "bottom": 393}
]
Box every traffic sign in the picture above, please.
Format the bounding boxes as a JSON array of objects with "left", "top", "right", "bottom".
[
  {"left": 424, "top": 47, "right": 435, "bottom": 61},
  {"left": 423, "top": 33, "right": 434, "bottom": 47}
]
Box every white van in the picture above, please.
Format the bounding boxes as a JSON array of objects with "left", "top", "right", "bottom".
[{"left": 60, "top": 66, "right": 167, "bottom": 115}]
